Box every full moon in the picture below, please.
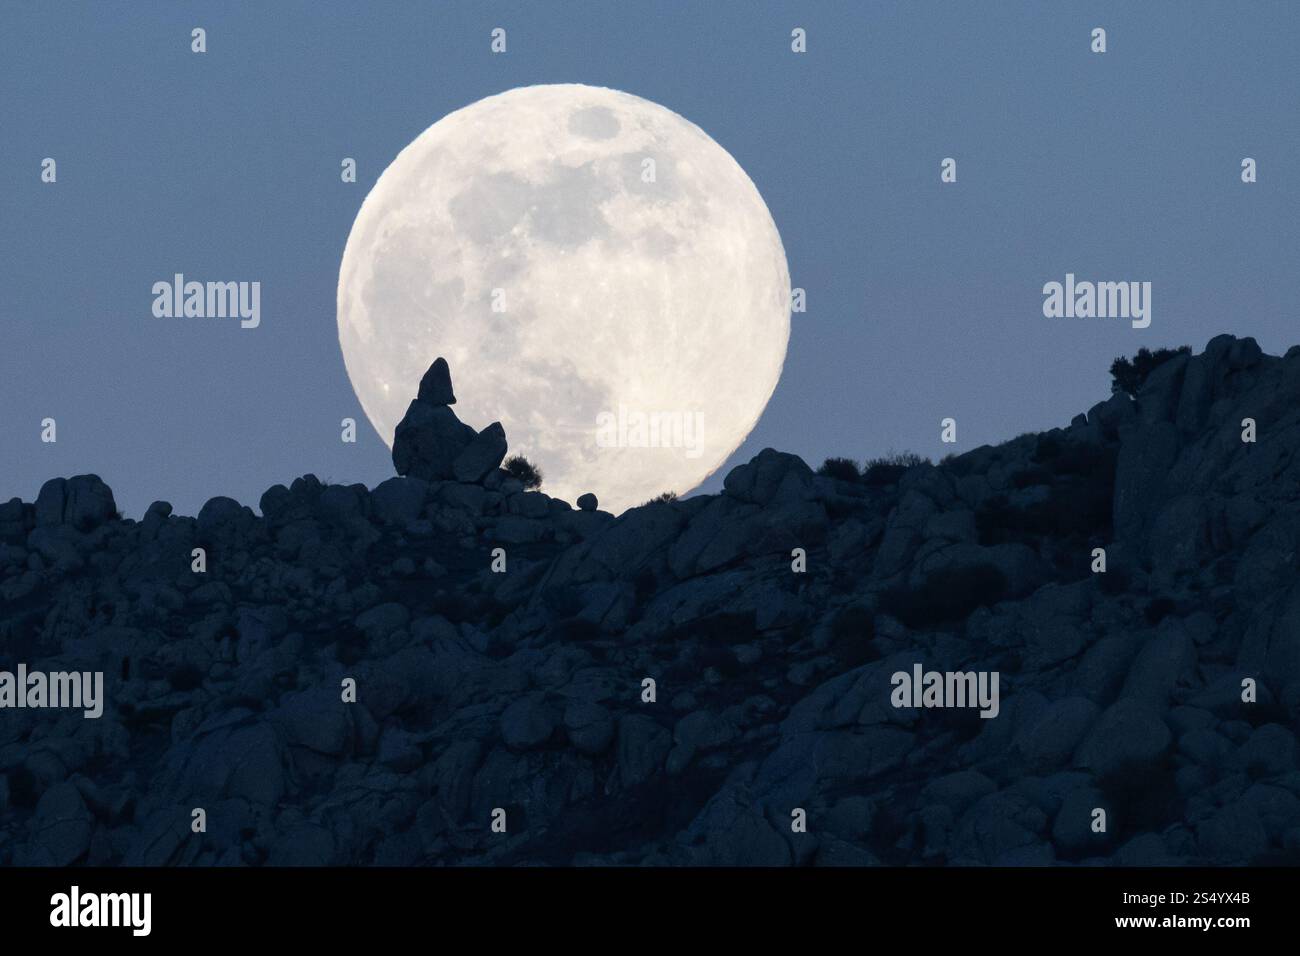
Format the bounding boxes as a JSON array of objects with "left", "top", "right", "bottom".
[{"left": 337, "top": 84, "right": 790, "bottom": 513}]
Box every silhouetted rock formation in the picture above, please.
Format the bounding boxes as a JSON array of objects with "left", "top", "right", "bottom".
[
  {"left": 393, "top": 358, "right": 507, "bottom": 483},
  {"left": 418, "top": 356, "right": 457, "bottom": 405},
  {"left": 2, "top": 335, "right": 1298, "bottom": 866}
]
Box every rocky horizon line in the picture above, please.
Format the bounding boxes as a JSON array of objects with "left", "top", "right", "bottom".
[{"left": 4, "top": 333, "right": 1262, "bottom": 525}]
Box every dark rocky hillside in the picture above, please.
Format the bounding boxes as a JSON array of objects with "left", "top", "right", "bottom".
[{"left": 3, "top": 333, "right": 1299, "bottom": 865}]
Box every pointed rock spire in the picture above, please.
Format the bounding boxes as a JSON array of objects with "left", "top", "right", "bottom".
[
  {"left": 393, "top": 357, "right": 506, "bottom": 482},
  {"left": 417, "top": 357, "right": 456, "bottom": 405}
]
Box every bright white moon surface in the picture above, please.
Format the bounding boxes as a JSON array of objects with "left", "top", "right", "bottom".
[{"left": 338, "top": 84, "right": 791, "bottom": 513}]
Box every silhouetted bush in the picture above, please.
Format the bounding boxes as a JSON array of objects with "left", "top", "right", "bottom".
[
  {"left": 1110, "top": 346, "right": 1191, "bottom": 397},
  {"left": 880, "top": 563, "right": 1008, "bottom": 629},
  {"left": 818, "top": 457, "right": 862, "bottom": 482},
  {"left": 503, "top": 454, "right": 543, "bottom": 490},
  {"left": 864, "top": 463, "right": 907, "bottom": 486},
  {"left": 863, "top": 451, "right": 928, "bottom": 486},
  {"left": 866, "top": 451, "right": 928, "bottom": 469},
  {"left": 641, "top": 491, "right": 678, "bottom": 505}
]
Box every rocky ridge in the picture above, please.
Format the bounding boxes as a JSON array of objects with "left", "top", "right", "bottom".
[{"left": 2, "top": 333, "right": 1299, "bottom": 866}]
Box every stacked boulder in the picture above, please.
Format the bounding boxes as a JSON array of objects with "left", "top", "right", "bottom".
[{"left": 392, "top": 357, "right": 507, "bottom": 483}]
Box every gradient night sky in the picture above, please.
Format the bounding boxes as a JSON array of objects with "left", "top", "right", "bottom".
[{"left": 2, "top": 1, "right": 1297, "bottom": 518}]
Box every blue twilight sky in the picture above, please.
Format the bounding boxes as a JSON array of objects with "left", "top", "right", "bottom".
[{"left": 1, "top": 1, "right": 1298, "bottom": 518}]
